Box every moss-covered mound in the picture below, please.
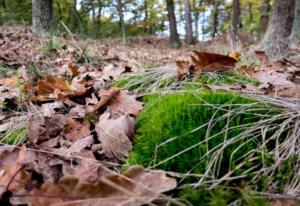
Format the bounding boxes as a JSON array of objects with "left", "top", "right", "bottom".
[
  {"left": 127, "top": 92, "right": 278, "bottom": 178},
  {"left": 126, "top": 91, "right": 286, "bottom": 205}
]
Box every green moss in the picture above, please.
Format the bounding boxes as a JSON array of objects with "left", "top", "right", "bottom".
[
  {"left": 127, "top": 91, "right": 279, "bottom": 178},
  {"left": 179, "top": 185, "right": 268, "bottom": 206}
]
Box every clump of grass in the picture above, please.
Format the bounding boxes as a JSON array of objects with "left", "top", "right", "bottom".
[
  {"left": 113, "top": 69, "right": 259, "bottom": 93},
  {"left": 1, "top": 126, "right": 27, "bottom": 145}
]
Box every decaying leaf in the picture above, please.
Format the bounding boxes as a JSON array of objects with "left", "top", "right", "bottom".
[
  {"left": 191, "top": 50, "right": 237, "bottom": 72},
  {"left": 175, "top": 51, "right": 238, "bottom": 79},
  {"left": 87, "top": 88, "right": 143, "bottom": 116},
  {"left": 13, "top": 166, "right": 176, "bottom": 206},
  {"left": 0, "top": 146, "right": 30, "bottom": 198},
  {"left": 95, "top": 112, "right": 135, "bottom": 160},
  {"left": 0, "top": 77, "right": 18, "bottom": 88}
]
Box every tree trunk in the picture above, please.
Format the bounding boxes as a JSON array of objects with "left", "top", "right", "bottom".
[
  {"left": 166, "top": 0, "right": 181, "bottom": 48},
  {"left": 32, "top": 0, "right": 53, "bottom": 35},
  {"left": 184, "top": 0, "right": 193, "bottom": 44},
  {"left": 0, "top": 0, "right": 5, "bottom": 8},
  {"left": 259, "top": 0, "right": 295, "bottom": 59},
  {"left": 260, "top": 0, "right": 270, "bottom": 36},
  {"left": 231, "top": 0, "right": 240, "bottom": 43},
  {"left": 68, "top": 0, "right": 78, "bottom": 32},
  {"left": 290, "top": 0, "right": 300, "bottom": 44},
  {"left": 91, "top": 2, "right": 96, "bottom": 38},
  {"left": 117, "top": 0, "right": 126, "bottom": 45},
  {"left": 212, "top": 0, "right": 220, "bottom": 38},
  {"left": 193, "top": 0, "right": 199, "bottom": 41}
]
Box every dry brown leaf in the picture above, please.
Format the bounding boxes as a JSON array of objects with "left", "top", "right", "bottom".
[
  {"left": 95, "top": 112, "right": 134, "bottom": 160},
  {"left": 86, "top": 88, "right": 120, "bottom": 114},
  {"left": 0, "top": 146, "right": 30, "bottom": 198},
  {"left": 106, "top": 89, "right": 143, "bottom": 117},
  {"left": 0, "top": 77, "right": 18, "bottom": 88},
  {"left": 68, "top": 63, "right": 80, "bottom": 78},
  {"left": 38, "top": 75, "right": 72, "bottom": 96},
  {"left": 15, "top": 166, "right": 176, "bottom": 206},
  {"left": 191, "top": 50, "right": 237, "bottom": 72}
]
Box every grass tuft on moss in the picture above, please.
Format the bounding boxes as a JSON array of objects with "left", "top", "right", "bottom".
[
  {"left": 127, "top": 91, "right": 278, "bottom": 177},
  {"left": 113, "top": 71, "right": 259, "bottom": 93}
]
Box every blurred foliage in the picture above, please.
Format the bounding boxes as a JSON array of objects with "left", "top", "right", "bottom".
[{"left": 0, "top": 0, "right": 270, "bottom": 40}]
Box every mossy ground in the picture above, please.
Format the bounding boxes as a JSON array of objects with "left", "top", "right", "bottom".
[{"left": 124, "top": 90, "right": 287, "bottom": 205}]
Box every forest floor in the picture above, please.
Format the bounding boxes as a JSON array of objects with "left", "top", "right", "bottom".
[{"left": 1, "top": 26, "right": 300, "bottom": 206}]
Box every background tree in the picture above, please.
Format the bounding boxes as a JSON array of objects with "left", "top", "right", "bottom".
[
  {"left": 184, "top": 0, "right": 194, "bottom": 44},
  {"left": 259, "top": 0, "right": 295, "bottom": 59},
  {"left": 166, "top": 0, "right": 181, "bottom": 48},
  {"left": 259, "top": 0, "right": 270, "bottom": 36},
  {"left": 231, "top": 0, "right": 240, "bottom": 43},
  {"left": 290, "top": 0, "right": 300, "bottom": 44},
  {"left": 32, "top": 0, "right": 53, "bottom": 35},
  {"left": 116, "top": 0, "right": 126, "bottom": 45}
]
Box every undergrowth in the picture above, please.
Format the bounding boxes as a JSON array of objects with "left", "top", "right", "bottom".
[
  {"left": 125, "top": 90, "right": 300, "bottom": 205},
  {"left": 113, "top": 70, "right": 259, "bottom": 93}
]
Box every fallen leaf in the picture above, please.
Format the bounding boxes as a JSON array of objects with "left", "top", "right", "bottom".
[
  {"left": 95, "top": 112, "right": 135, "bottom": 160},
  {"left": 14, "top": 166, "right": 176, "bottom": 206},
  {"left": 0, "top": 146, "right": 30, "bottom": 198},
  {"left": 191, "top": 50, "right": 237, "bottom": 72},
  {"left": 0, "top": 77, "right": 18, "bottom": 88}
]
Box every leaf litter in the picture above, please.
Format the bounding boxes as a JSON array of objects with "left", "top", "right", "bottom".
[
  {"left": 2, "top": 27, "right": 300, "bottom": 205},
  {"left": 0, "top": 28, "right": 177, "bottom": 205}
]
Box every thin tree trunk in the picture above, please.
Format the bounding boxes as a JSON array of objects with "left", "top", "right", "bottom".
[
  {"left": 32, "top": 0, "right": 53, "bottom": 35},
  {"left": 290, "top": 0, "right": 300, "bottom": 44},
  {"left": 166, "top": 0, "right": 181, "bottom": 48},
  {"left": 91, "top": 2, "right": 96, "bottom": 38},
  {"left": 117, "top": 0, "right": 126, "bottom": 45},
  {"left": 144, "top": 0, "right": 149, "bottom": 32},
  {"left": 68, "top": 0, "right": 77, "bottom": 31},
  {"left": 184, "top": 0, "right": 193, "bottom": 44},
  {"left": 0, "top": 0, "right": 5, "bottom": 8},
  {"left": 259, "top": 0, "right": 295, "bottom": 59},
  {"left": 260, "top": 0, "right": 270, "bottom": 36},
  {"left": 193, "top": 0, "right": 199, "bottom": 41},
  {"left": 212, "top": 0, "right": 220, "bottom": 38},
  {"left": 248, "top": 2, "right": 253, "bottom": 22},
  {"left": 231, "top": 0, "right": 240, "bottom": 43}
]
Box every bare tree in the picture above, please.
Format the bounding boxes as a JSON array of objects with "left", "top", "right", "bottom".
[
  {"left": 231, "top": 0, "right": 240, "bottom": 43},
  {"left": 290, "top": 0, "right": 300, "bottom": 44},
  {"left": 32, "top": 0, "right": 53, "bottom": 35},
  {"left": 117, "top": 0, "right": 126, "bottom": 45},
  {"left": 260, "top": 0, "right": 295, "bottom": 59},
  {"left": 212, "top": 0, "right": 220, "bottom": 38},
  {"left": 259, "top": 0, "right": 270, "bottom": 35},
  {"left": 184, "top": 0, "right": 194, "bottom": 44},
  {"left": 166, "top": 0, "right": 181, "bottom": 48}
]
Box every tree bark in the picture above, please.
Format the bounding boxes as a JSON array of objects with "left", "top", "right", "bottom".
[
  {"left": 290, "top": 0, "right": 300, "bottom": 44},
  {"left": 184, "top": 0, "right": 193, "bottom": 44},
  {"left": 32, "top": 0, "right": 53, "bottom": 35},
  {"left": 68, "top": 0, "right": 78, "bottom": 32},
  {"left": 91, "top": 2, "right": 96, "bottom": 38},
  {"left": 212, "top": 0, "right": 220, "bottom": 38},
  {"left": 260, "top": 0, "right": 270, "bottom": 36},
  {"left": 259, "top": 0, "right": 295, "bottom": 59},
  {"left": 231, "top": 0, "right": 240, "bottom": 43},
  {"left": 166, "top": 0, "right": 181, "bottom": 48},
  {"left": 0, "top": 0, "right": 5, "bottom": 8},
  {"left": 117, "top": 0, "right": 126, "bottom": 45},
  {"left": 192, "top": 0, "right": 199, "bottom": 41}
]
